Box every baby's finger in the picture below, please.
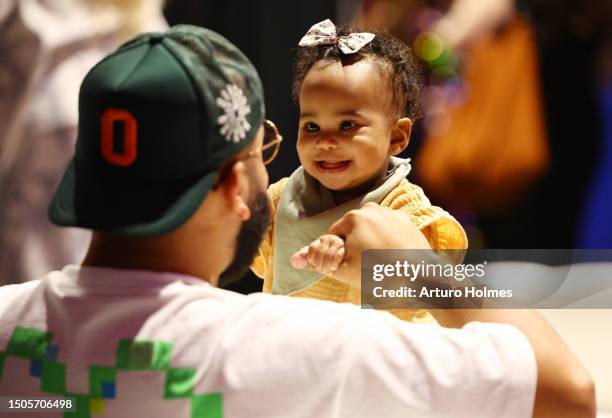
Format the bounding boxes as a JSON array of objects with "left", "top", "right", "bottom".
[
  {"left": 311, "top": 239, "right": 331, "bottom": 271},
  {"left": 322, "top": 237, "right": 343, "bottom": 270},
  {"left": 329, "top": 246, "right": 345, "bottom": 273},
  {"left": 321, "top": 243, "right": 342, "bottom": 274},
  {"left": 291, "top": 246, "right": 310, "bottom": 270},
  {"left": 307, "top": 239, "right": 322, "bottom": 268}
]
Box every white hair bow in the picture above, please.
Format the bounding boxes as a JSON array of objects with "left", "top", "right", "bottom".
[{"left": 298, "top": 19, "right": 375, "bottom": 54}]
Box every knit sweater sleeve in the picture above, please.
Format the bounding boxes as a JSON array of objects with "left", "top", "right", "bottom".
[{"left": 380, "top": 179, "right": 468, "bottom": 251}]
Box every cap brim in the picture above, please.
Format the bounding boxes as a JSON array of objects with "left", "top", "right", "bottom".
[{"left": 48, "top": 160, "right": 219, "bottom": 236}]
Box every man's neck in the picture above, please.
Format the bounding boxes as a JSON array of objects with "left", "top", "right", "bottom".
[{"left": 82, "top": 231, "right": 224, "bottom": 285}]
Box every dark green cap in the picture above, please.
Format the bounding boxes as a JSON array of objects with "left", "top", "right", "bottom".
[{"left": 48, "top": 25, "right": 265, "bottom": 236}]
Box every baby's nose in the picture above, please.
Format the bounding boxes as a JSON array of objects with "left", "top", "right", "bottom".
[{"left": 315, "top": 136, "right": 338, "bottom": 150}]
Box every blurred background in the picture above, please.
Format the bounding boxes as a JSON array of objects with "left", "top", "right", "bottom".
[{"left": 1, "top": 0, "right": 611, "bottom": 414}]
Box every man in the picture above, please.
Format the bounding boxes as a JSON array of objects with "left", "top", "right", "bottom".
[{"left": 0, "top": 25, "right": 594, "bottom": 418}]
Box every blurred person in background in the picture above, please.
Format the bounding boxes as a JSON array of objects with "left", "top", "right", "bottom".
[
  {"left": 0, "top": 0, "right": 166, "bottom": 285},
  {"left": 358, "top": 0, "right": 611, "bottom": 249}
]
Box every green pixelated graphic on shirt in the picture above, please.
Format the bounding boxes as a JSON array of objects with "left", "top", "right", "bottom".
[
  {"left": 42, "top": 360, "right": 66, "bottom": 393},
  {"left": 0, "top": 327, "right": 224, "bottom": 418},
  {"left": 165, "top": 367, "right": 197, "bottom": 398},
  {"left": 64, "top": 394, "right": 90, "bottom": 418},
  {"left": 192, "top": 392, "right": 223, "bottom": 418},
  {"left": 6, "top": 326, "right": 53, "bottom": 360},
  {"left": 116, "top": 339, "right": 173, "bottom": 370},
  {"left": 89, "top": 366, "right": 116, "bottom": 398}
]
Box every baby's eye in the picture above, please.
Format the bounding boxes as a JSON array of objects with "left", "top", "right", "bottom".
[
  {"left": 340, "top": 121, "right": 356, "bottom": 131},
  {"left": 304, "top": 122, "right": 320, "bottom": 133}
]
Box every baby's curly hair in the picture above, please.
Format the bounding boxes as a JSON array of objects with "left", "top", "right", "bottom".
[{"left": 292, "top": 24, "right": 423, "bottom": 120}]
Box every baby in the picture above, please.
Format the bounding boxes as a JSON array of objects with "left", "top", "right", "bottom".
[{"left": 251, "top": 19, "right": 467, "bottom": 322}]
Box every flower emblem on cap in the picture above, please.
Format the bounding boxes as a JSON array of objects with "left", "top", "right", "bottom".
[{"left": 216, "top": 83, "right": 251, "bottom": 143}]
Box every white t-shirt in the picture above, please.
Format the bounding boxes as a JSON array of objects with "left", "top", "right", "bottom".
[{"left": 0, "top": 265, "right": 536, "bottom": 418}]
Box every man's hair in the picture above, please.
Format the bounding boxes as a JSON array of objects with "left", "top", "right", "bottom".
[{"left": 292, "top": 24, "right": 424, "bottom": 119}]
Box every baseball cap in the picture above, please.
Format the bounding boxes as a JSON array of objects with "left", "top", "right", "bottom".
[{"left": 48, "top": 25, "right": 265, "bottom": 236}]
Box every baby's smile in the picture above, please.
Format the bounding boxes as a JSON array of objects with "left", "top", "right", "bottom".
[{"left": 315, "top": 159, "right": 352, "bottom": 173}]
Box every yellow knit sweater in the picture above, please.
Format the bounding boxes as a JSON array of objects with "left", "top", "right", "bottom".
[{"left": 251, "top": 177, "right": 468, "bottom": 322}]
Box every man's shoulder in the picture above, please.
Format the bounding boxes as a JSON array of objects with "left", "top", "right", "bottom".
[
  {"left": 0, "top": 278, "right": 46, "bottom": 329},
  {"left": 0, "top": 278, "right": 43, "bottom": 298},
  {"left": 225, "top": 291, "right": 386, "bottom": 338}
]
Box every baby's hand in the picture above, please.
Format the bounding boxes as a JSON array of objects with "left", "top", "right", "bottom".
[{"left": 291, "top": 234, "right": 345, "bottom": 276}]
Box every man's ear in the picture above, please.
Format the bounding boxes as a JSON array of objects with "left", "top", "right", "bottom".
[
  {"left": 389, "top": 118, "right": 412, "bottom": 156},
  {"left": 219, "top": 161, "right": 251, "bottom": 221}
]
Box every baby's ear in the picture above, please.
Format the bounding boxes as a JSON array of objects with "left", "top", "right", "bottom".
[{"left": 389, "top": 118, "right": 412, "bottom": 156}]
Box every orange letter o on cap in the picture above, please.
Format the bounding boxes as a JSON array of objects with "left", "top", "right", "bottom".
[{"left": 101, "top": 108, "right": 138, "bottom": 166}]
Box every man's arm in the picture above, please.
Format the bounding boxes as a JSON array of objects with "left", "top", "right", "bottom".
[
  {"left": 233, "top": 290, "right": 537, "bottom": 418},
  {"left": 332, "top": 203, "right": 596, "bottom": 418},
  {"left": 431, "top": 309, "right": 596, "bottom": 418}
]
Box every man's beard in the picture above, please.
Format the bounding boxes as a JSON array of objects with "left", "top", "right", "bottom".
[{"left": 217, "top": 190, "right": 270, "bottom": 288}]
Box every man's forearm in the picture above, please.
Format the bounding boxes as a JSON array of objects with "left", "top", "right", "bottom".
[{"left": 430, "top": 309, "right": 596, "bottom": 418}]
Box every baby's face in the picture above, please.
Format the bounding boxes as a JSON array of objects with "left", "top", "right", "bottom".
[{"left": 297, "top": 58, "right": 396, "bottom": 191}]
